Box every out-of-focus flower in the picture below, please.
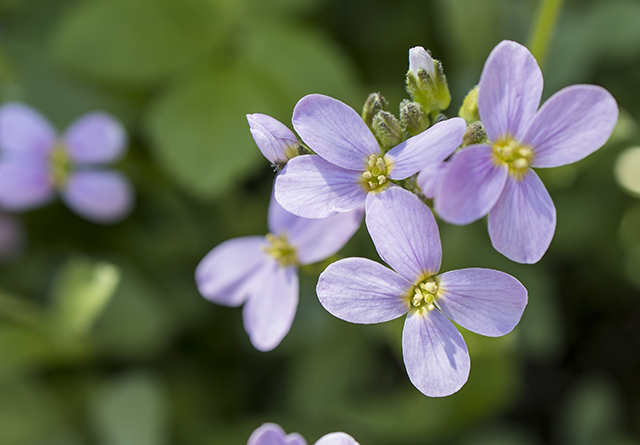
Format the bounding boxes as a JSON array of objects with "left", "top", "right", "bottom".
[
  {"left": 317, "top": 187, "right": 527, "bottom": 397},
  {"left": 435, "top": 40, "right": 618, "bottom": 263},
  {"left": 247, "top": 113, "right": 300, "bottom": 169},
  {"left": 0, "top": 213, "right": 25, "bottom": 260},
  {"left": 275, "top": 93, "right": 465, "bottom": 218},
  {"left": 248, "top": 423, "right": 359, "bottom": 445},
  {"left": 0, "top": 102, "right": 133, "bottom": 223},
  {"left": 195, "top": 190, "right": 362, "bottom": 352}
]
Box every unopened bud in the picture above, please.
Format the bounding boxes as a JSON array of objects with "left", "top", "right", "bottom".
[
  {"left": 409, "top": 46, "right": 435, "bottom": 78},
  {"left": 372, "top": 111, "right": 405, "bottom": 151},
  {"left": 362, "top": 93, "right": 388, "bottom": 128},
  {"left": 459, "top": 86, "right": 480, "bottom": 124},
  {"left": 462, "top": 121, "right": 489, "bottom": 147},
  {"left": 406, "top": 47, "right": 451, "bottom": 116},
  {"left": 399, "top": 100, "right": 429, "bottom": 136}
]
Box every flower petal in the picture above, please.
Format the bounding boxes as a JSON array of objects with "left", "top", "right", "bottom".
[
  {"left": 248, "top": 423, "right": 308, "bottom": 445},
  {"left": 247, "top": 113, "right": 299, "bottom": 164},
  {"left": 417, "top": 160, "right": 451, "bottom": 200},
  {"left": 195, "top": 236, "right": 268, "bottom": 307},
  {"left": 0, "top": 102, "right": 56, "bottom": 156},
  {"left": 402, "top": 308, "right": 470, "bottom": 397},
  {"left": 242, "top": 263, "right": 299, "bottom": 352},
  {"left": 436, "top": 268, "right": 528, "bottom": 337},
  {"left": 385, "top": 117, "right": 465, "bottom": 180},
  {"left": 275, "top": 155, "right": 366, "bottom": 218},
  {"left": 0, "top": 157, "right": 55, "bottom": 210},
  {"left": 488, "top": 170, "right": 556, "bottom": 264},
  {"left": 314, "top": 432, "right": 359, "bottom": 445},
  {"left": 60, "top": 170, "right": 134, "bottom": 223},
  {"left": 435, "top": 145, "right": 508, "bottom": 225},
  {"left": 524, "top": 85, "right": 619, "bottom": 168},
  {"left": 366, "top": 187, "right": 441, "bottom": 281},
  {"left": 292, "top": 94, "right": 380, "bottom": 170},
  {"left": 268, "top": 188, "right": 300, "bottom": 235},
  {"left": 478, "top": 40, "right": 543, "bottom": 142},
  {"left": 289, "top": 207, "right": 363, "bottom": 266},
  {"left": 64, "top": 112, "right": 127, "bottom": 164},
  {"left": 317, "top": 257, "right": 410, "bottom": 324}
]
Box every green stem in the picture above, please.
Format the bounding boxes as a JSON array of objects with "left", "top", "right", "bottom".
[{"left": 527, "top": 0, "right": 565, "bottom": 69}]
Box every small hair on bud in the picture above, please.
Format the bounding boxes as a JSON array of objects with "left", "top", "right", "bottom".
[
  {"left": 372, "top": 111, "right": 405, "bottom": 151},
  {"left": 459, "top": 86, "right": 480, "bottom": 124},
  {"left": 462, "top": 121, "right": 488, "bottom": 147},
  {"left": 362, "top": 92, "right": 389, "bottom": 128},
  {"left": 399, "top": 99, "right": 429, "bottom": 136}
]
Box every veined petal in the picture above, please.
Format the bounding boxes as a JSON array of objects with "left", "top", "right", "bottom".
[
  {"left": 488, "top": 170, "right": 556, "bottom": 264},
  {"left": 275, "top": 155, "right": 366, "bottom": 218},
  {"left": 366, "top": 187, "right": 441, "bottom": 281},
  {"left": 0, "top": 102, "right": 56, "bottom": 156},
  {"left": 385, "top": 117, "right": 465, "bottom": 180},
  {"left": 292, "top": 94, "right": 380, "bottom": 170},
  {"left": 195, "top": 236, "right": 268, "bottom": 307},
  {"left": 436, "top": 268, "right": 528, "bottom": 337},
  {"left": 0, "top": 157, "right": 55, "bottom": 210},
  {"left": 314, "top": 432, "right": 359, "bottom": 445},
  {"left": 243, "top": 263, "right": 299, "bottom": 352},
  {"left": 417, "top": 160, "right": 451, "bottom": 200},
  {"left": 524, "top": 85, "right": 619, "bottom": 168},
  {"left": 248, "top": 423, "right": 308, "bottom": 445},
  {"left": 436, "top": 145, "right": 508, "bottom": 225},
  {"left": 64, "top": 112, "right": 127, "bottom": 164},
  {"left": 317, "top": 257, "right": 410, "bottom": 324},
  {"left": 61, "top": 170, "right": 134, "bottom": 223},
  {"left": 478, "top": 40, "right": 543, "bottom": 142},
  {"left": 402, "top": 308, "right": 470, "bottom": 397},
  {"left": 289, "top": 206, "right": 363, "bottom": 265},
  {"left": 268, "top": 189, "right": 300, "bottom": 235},
  {"left": 247, "top": 113, "right": 299, "bottom": 164}
]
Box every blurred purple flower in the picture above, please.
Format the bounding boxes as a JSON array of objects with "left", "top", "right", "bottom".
[
  {"left": 248, "top": 423, "right": 359, "bottom": 445},
  {"left": 195, "top": 191, "right": 362, "bottom": 352},
  {"left": 435, "top": 40, "right": 618, "bottom": 263},
  {"left": 317, "top": 187, "right": 527, "bottom": 397},
  {"left": 0, "top": 102, "right": 133, "bottom": 223},
  {"left": 275, "top": 94, "right": 465, "bottom": 218},
  {"left": 247, "top": 113, "right": 300, "bottom": 168},
  {"left": 0, "top": 213, "right": 25, "bottom": 260}
]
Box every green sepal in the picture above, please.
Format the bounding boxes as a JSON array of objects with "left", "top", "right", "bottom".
[
  {"left": 459, "top": 86, "right": 480, "bottom": 124},
  {"left": 372, "top": 111, "right": 405, "bottom": 151},
  {"left": 399, "top": 100, "right": 430, "bottom": 137},
  {"left": 362, "top": 92, "right": 388, "bottom": 129}
]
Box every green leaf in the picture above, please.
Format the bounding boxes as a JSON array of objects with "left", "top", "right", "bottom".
[
  {"left": 51, "top": 257, "right": 121, "bottom": 338},
  {"left": 0, "top": 323, "right": 54, "bottom": 382},
  {"left": 90, "top": 371, "right": 168, "bottom": 445},
  {"left": 52, "top": 0, "right": 226, "bottom": 86}
]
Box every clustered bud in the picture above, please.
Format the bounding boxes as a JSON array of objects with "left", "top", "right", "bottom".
[{"left": 406, "top": 46, "right": 451, "bottom": 117}]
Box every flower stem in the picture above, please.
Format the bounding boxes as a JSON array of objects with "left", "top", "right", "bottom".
[{"left": 527, "top": 0, "right": 565, "bottom": 69}]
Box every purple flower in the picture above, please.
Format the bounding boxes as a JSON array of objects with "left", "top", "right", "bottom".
[
  {"left": 248, "top": 423, "right": 359, "bottom": 445},
  {"left": 0, "top": 213, "right": 25, "bottom": 260},
  {"left": 0, "top": 102, "right": 133, "bottom": 223},
  {"left": 274, "top": 94, "right": 466, "bottom": 218},
  {"left": 195, "top": 191, "right": 362, "bottom": 352},
  {"left": 435, "top": 40, "right": 618, "bottom": 263},
  {"left": 317, "top": 187, "right": 527, "bottom": 397},
  {"left": 247, "top": 113, "right": 300, "bottom": 168}
]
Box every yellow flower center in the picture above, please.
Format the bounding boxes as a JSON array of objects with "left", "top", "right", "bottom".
[
  {"left": 492, "top": 136, "right": 533, "bottom": 179},
  {"left": 361, "top": 155, "right": 392, "bottom": 192},
  {"left": 263, "top": 233, "right": 298, "bottom": 267},
  {"left": 49, "top": 143, "right": 73, "bottom": 188},
  {"left": 409, "top": 276, "right": 439, "bottom": 311}
]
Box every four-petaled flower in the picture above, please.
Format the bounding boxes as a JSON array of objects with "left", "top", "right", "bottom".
[
  {"left": 195, "top": 190, "right": 362, "bottom": 352},
  {"left": 435, "top": 40, "right": 618, "bottom": 263},
  {"left": 275, "top": 94, "right": 466, "bottom": 218},
  {"left": 317, "top": 187, "right": 527, "bottom": 397},
  {"left": 0, "top": 102, "right": 134, "bottom": 223},
  {"left": 248, "top": 423, "right": 359, "bottom": 445}
]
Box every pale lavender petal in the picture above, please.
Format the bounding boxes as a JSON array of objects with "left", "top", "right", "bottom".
[
  {"left": 366, "top": 187, "right": 441, "bottom": 281},
  {"left": 435, "top": 145, "right": 508, "bottom": 225},
  {"left": 478, "top": 40, "right": 543, "bottom": 142},
  {"left": 314, "top": 432, "right": 359, "bottom": 445},
  {"left": 488, "top": 170, "right": 556, "bottom": 264},
  {"left": 402, "top": 308, "right": 470, "bottom": 397},
  {"left": 195, "top": 236, "right": 268, "bottom": 307},
  {"left": 0, "top": 213, "right": 25, "bottom": 260},
  {"left": 0, "top": 158, "right": 55, "bottom": 210},
  {"left": 409, "top": 46, "right": 435, "bottom": 77},
  {"left": 416, "top": 160, "right": 450, "bottom": 200},
  {"left": 268, "top": 189, "right": 300, "bottom": 235},
  {"left": 436, "top": 268, "right": 528, "bottom": 337},
  {"left": 0, "top": 102, "right": 56, "bottom": 156},
  {"left": 292, "top": 94, "right": 380, "bottom": 170},
  {"left": 243, "top": 262, "right": 299, "bottom": 352},
  {"left": 64, "top": 112, "right": 127, "bottom": 164},
  {"left": 247, "top": 423, "right": 308, "bottom": 445},
  {"left": 289, "top": 206, "right": 363, "bottom": 265},
  {"left": 317, "top": 257, "right": 410, "bottom": 324},
  {"left": 247, "top": 113, "right": 299, "bottom": 164},
  {"left": 275, "top": 155, "right": 366, "bottom": 218},
  {"left": 385, "top": 117, "right": 465, "bottom": 180},
  {"left": 60, "top": 170, "right": 134, "bottom": 223},
  {"left": 524, "top": 85, "right": 619, "bottom": 168}
]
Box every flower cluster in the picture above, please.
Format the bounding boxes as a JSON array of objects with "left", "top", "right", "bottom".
[
  {"left": 248, "top": 423, "right": 359, "bottom": 445},
  {"left": 196, "top": 40, "right": 618, "bottom": 399}
]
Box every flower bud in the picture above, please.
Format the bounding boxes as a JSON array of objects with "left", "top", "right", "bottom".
[
  {"left": 399, "top": 100, "right": 429, "bottom": 136},
  {"left": 362, "top": 92, "right": 388, "bottom": 129},
  {"left": 462, "top": 121, "right": 489, "bottom": 147},
  {"left": 372, "top": 111, "right": 405, "bottom": 151},
  {"left": 409, "top": 46, "right": 435, "bottom": 78},
  {"left": 406, "top": 46, "right": 451, "bottom": 116},
  {"left": 247, "top": 113, "right": 300, "bottom": 169},
  {"left": 458, "top": 86, "right": 480, "bottom": 124}
]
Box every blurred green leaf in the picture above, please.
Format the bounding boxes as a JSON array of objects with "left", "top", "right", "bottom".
[
  {"left": 0, "top": 323, "right": 53, "bottom": 381},
  {"left": 51, "top": 257, "right": 120, "bottom": 338},
  {"left": 52, "top": 0, "right": 226, "bottom": 86},
  {"left": 91, "top": 371, "right": 168, "bottom": 445}
]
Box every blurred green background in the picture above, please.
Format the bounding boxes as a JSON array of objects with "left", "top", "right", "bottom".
[{"left": 0, "top": 0, "right": 639, "bottom": 443}]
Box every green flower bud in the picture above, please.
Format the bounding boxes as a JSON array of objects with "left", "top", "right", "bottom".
[
  {"left": 406, "top": 46, "right": 451, "bottom": 116},
  {"left": 462, "top": 121, "right": 489, "bottom": 147},
  {"left": 373, "top": 111, "right": 405, "bottom": 151},
  {"left": 362, "top": 92, "right": 388, "bottom": 129},
  {"left": 459, "top": 86, "right": 480, "bottom": 124},
  {"left": 399, "top": 100, "right": 429, "bottom": 136}
]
